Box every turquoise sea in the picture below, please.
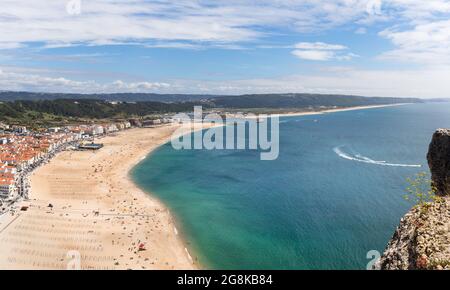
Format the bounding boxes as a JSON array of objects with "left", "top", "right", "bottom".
[{"left": 131, "top": 103, "right": 450, "bottom": 269}]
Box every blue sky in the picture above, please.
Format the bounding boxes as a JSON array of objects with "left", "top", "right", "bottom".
[{"left": 0, "top": 0, "right": 450, "bottom": 98}]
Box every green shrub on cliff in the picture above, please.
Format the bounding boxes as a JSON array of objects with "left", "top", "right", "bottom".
[{"left": 404, "top": 172, "right": 441, "bottom": 211}]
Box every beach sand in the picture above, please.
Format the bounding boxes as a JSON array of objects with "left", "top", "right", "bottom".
[
  {"left": 0, "top": 124, "right": 201, "bottom": 270},
  {"left": 238, "top": 104, "right": 410, "bottom": 119},
  {"left": 271, "top": 104, "right": 410, "bottom": 117},
  {"left": 0, "top": 103, "right": 409, "bottom": 270}
]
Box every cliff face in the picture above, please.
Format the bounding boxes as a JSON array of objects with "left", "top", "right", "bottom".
[
  {"left": 376, "top": 129, "right": 450, "bottom": 270},
  {"left": 427, "top": 129, "right": 450, "bottom": 196}
]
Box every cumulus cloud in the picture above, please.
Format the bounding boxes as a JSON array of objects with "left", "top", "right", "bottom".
[
  {"left": 366, "top": 0, "right": 383, "bottom": 15},
  {"left": 2, "top": 0, "right": 445, "bottom": 49},
  {"left": 0, "top": 1, "right": 449, "bottom": 61},
  {"left": 291, "top": 42, "right": 357, "bottom": 61},
  {"left": 292, "top": 50, "right": 336, "bottom": 61},
  {"left": 379, "top": 19, "right": 450, "bottom": 64},
  {"left": 170, "top": 67, "right": 450, "bottom": 98},
  {"left": 1, "top": 0, "right": 450, "bottom": 97},
  {"left": 112, "top": 80, "right": 171, "bottom": 91},
  {"left": 294, "top": 42, "right": 347, "bottom": 50},
  {"left": 0, "top": 67, "right": 172, "bottom": 93},
  {"left": 2, "top": 66, "right": 450, "bottom": 98}
]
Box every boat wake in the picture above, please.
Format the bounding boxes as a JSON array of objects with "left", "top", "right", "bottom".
[
  {"left": 333, "top": 146, "right": 421, "bottom": 168},
  {"left": 279, "top": 119, "right": 318, "bottom": 124}
]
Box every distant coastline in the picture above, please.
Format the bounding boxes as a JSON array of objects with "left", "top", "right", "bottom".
[
  {"left": 275, "top": 103, "right": 411, "bottom": 118},
  {"left": 238, "top": 103, "right": 411, "bottom": 120}
]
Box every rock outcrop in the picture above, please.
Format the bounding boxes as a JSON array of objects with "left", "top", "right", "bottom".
[
  {"left": 376, "top": 129, "right": 450, "bottom": 270},
  {"left": 427, "top": 129, "right": 450, "bottom": 196}
]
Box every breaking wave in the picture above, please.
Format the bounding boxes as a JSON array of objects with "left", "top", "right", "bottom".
[{"left": 333, "top": 146, "right": 421, "bottom": 168}]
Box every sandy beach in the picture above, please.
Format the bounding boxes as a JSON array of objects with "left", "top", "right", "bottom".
[
  {"left": 0, "top": 103, "right": 410, "bottom": 270},
  {"left": 0, "top": 124, "right": 200, "bottom": 270},
  {"left": 233, "top": 104, "right": 410, "bottom": 120},
  {"left": 269, "top": 103, "right": 410, "bottom": 118}
]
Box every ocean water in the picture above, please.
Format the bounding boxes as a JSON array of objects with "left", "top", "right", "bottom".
[{"left": 131, "top": 103, "right": 450, "bottom": 269}]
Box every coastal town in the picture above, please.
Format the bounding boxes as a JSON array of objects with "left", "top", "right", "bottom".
[
  {"left": 0, "top": 118, "right": 196, "bottom": 270},
  {"left": 0, "top": 118, "right": 171, "bottom": 213}
]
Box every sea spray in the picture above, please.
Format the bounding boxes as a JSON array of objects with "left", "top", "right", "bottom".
[{"left": 333, "top": 146, "right": 422, "bottom": 167}]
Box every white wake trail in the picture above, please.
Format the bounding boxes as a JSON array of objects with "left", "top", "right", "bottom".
[{"left": 333, "top": 146, "right": 421, "bottom": 168}]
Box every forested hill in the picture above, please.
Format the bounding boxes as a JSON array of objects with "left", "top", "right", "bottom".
[
  {"left": 210, "top": 94, "right": 422, "bottom": 108},
  {"left": 0, "top": 99, "right": 202, "bottom": 120},
  {"left": 0, "top": 91, "right": 216, "bottom": 102},
  {"left": 0, "top": 93, "right": 424, "bottom": 122},
  {"left": 0, "top": 91, "right": 423, "bottom": 106}
]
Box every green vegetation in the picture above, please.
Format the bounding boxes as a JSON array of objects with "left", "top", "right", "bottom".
[
  {"left": 0, "top": 93, "right": 424, "bottom": 127},
  {"left": 427, "top": 258, "right": 450, "bottom": 269},
  {"left": 211, "top": 94, "right": 422, "bottom": 109},
  {"left": 0, "top": 91, "right": 214, "bottom": 102},
  {"left": 0, "top": 91, "right": 423, "bottom": 106},
  {"left": 404, "top": 172, "right": 441, "bottom": 211},
  {"left": 0, "top": 99, "right": 204, "bottom": 127}
]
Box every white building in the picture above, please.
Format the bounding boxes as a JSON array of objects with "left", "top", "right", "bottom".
[
  {"left": 0, "top": 122, "right": 9, "bottom": 130},
  {"left": 0, "top": 179, "right": 15, "bottom": 199},
  {"left": 93, "top": 125, "right": 104, "bottom": 135},
  {"left": 106, "top": 124, "right": 118, "bottom": 133},
  {"left": 48, "top": 127, "right": 60, "bottom": 133},
  {"left": 0, "top": 165, "right": 17, "bottom": 175},
  {"left": 11, "top": 126, "right": 27, "bottom": 134}
]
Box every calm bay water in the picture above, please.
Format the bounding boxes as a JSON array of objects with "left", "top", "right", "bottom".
[{"left": 131, "top": 103, "right": 450, "bottom": 269}]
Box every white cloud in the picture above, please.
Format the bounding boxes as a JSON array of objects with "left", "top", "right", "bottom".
[
  {"left": 291, "top": 42, "right": 356, "bottom": 61},
  {"left": 379, "top": 19, "right": 450, "bottom": 64},
  {"left": 112, "top": 80, "right": 171, "bottom": 91},
  {"left": 294, "top": 42, "right": 347, "bottom": 50},
  {"left": 0, "top": 67, "right": 172, "bottom": 93},
  {"left": 2, "top": 0, "right": 446, "bottom": 49},
  {"left": 2, "top": 66, "right": 450, "bottom": 98},
  {"left": 366, "top": 0, "right": 383, "bottom": 16},
  {"left": 292, "top": 50, "right": 336, "bottom": 61},
  {"left": 0, "top": 0, "right": 448, "bottom": 68},
  {"left": 383, "top": 0, "right": 450, "bottom": 20},
  {"left": 170, "top": 67, "right": 450, "bottom": 98},
  {"left": 1, "top": 0, "right": 450, "bottom": 97}
]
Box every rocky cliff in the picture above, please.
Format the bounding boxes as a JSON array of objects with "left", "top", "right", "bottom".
[
  {"left": 427, "top": 129, "right": 450, "bottom": 196},
  {"left": 376, "top": 129, "right": 450, "bottom": 270}
]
